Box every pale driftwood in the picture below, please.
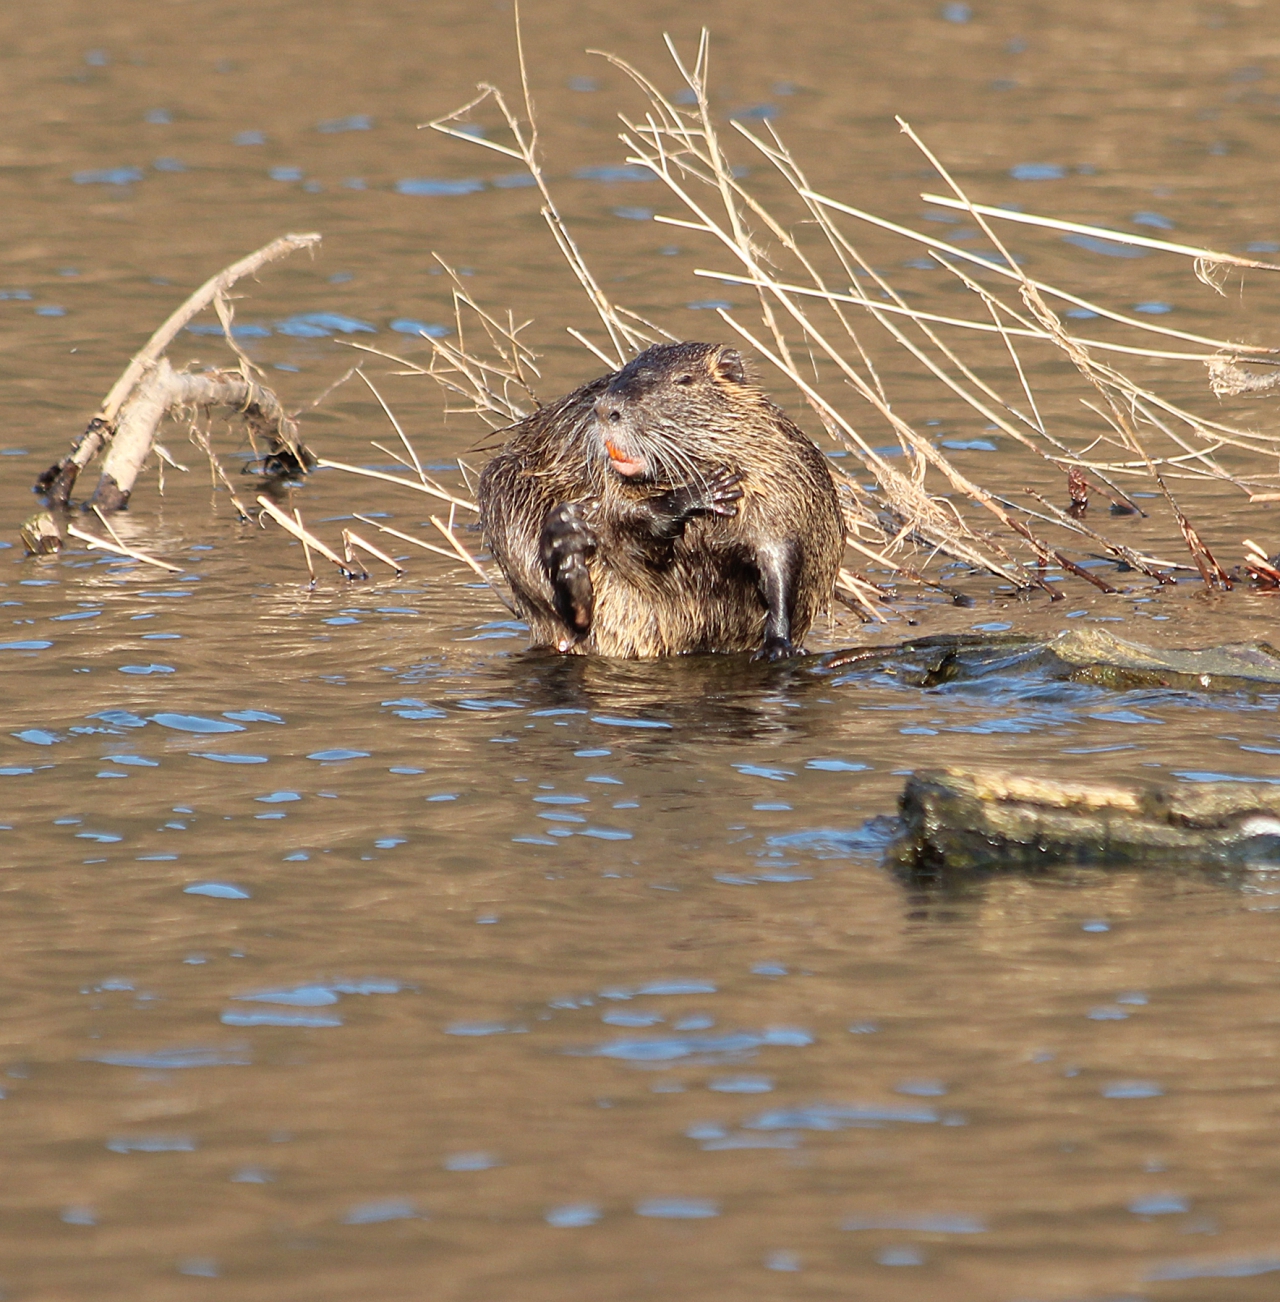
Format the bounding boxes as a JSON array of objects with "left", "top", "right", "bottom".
[
  {"left": 88, "top": 360, "right": 311, "bottom": 511},
  {"left": 36, "top": 233, "right": 319, "bottom": 508},
  {"left": 889, "top": 767, "right": 1280, "bottom": 876}
]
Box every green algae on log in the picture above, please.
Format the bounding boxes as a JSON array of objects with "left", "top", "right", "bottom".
[
  {"left": 889, "top": 767, "right": 1280, "bottom": 876},
  {"left": 821, "top": 628, "right": 1280, "bottom": 694},
  {"left": 1045, "top": 627, "right": 1280, "bottom": 692}
]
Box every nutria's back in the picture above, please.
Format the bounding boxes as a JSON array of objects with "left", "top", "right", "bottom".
[{"left": 479, "top": 342, "right": 843, "bottom": 659}]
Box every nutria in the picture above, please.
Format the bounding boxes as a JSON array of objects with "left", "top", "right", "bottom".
[{"left": 478, "top": 341, "right": 843, "bottom": 660}]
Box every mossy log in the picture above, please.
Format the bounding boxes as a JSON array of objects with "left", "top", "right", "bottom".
[
  {"left": 888, "top": 767, "right": 1280, "bottom": 876},
  {"left": 821, "top": 627, "right": 1280, "bottom": 694}
]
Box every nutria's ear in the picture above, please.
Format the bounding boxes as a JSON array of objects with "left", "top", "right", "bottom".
[{"left": 712, "top": 347, "right": 747, "bottom": 386}]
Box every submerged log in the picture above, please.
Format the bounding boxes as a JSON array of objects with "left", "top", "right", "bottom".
[
  {"left": 888, "top": 767, "right": 1280, "bottom": 876},
  {"left": 821, "top": 627, "right": 1280, "bottom": 693}
]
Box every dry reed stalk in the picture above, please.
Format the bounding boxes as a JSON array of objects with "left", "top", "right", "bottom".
[
  {"left": 343, "top": 528, "right": 403, "bottom": 575},
  {"left": 426, "top": 1, "right": 650, "bottom": 367},
  {"left": 918, "top": 195, "right": 1280, "bottom": 283},
  {"left": 358, "top": 368, "right": 431, "bottom": 487},
  {"left": 188, "top": 421, "right": 252, "bottom": 520},
  {"left": 316, "top": 288, "right": 520, "bottom": 599},
  {"left": 351, "top": 513, "right": 460, "bottom": 562},
  {"left": 834, "top": 567, "right": 892, "bottom": 622},
  {"left": 799, "top": 193, "right": 1274, "bottom": 359},
  {"left": 314, "top": 458, "right": 476, "bottom": 512},
  {"left": 599, "top": 49, "right": 1123, "bottom": 590},
  {"left": 418, "top": 259, "right": 542, "bottom": 426},
  {"left": 294, "top": 507, "right": 317, "bottom": 584},
  {"left": 256, "top": 496, "right": 362, "bottom": 579},
  {"left": 350, "top": 25, "right": 1280, "bottom": 616},
  {"left": 428, "top": 513, "right": 519, "bottom": 615},
  {"left": 1243, "top": 539, "right": 1280, "bottom": 587},
  {"left": 65, "top": 523, "right": 183, "bottom": 573},
  {"left": 695, "top": 271, "right": 1233, "bottom": 361},
  {"left": 898, "top": 120, "right": 1238, "bottom": 586},
  {"left": 86, "top": 503, "right": 184, "bottom": 574},
  {"left": 691, "top": 54, "right": 1275, "bottom": 581}
]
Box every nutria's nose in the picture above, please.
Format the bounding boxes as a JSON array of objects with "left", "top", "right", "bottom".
[{"left": 594, "top": 399, "right": 622, "bottom": 424}]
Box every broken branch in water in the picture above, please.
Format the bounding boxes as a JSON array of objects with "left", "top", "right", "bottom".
[
  {"left": 35, "top": 233, "right": 321, "bottom": 510},
  {"left": 92, "top": 360, "right": 311, "bottom": 512}
]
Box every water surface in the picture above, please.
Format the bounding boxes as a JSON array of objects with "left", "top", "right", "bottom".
[{"left": 6, "top": 2, "right": 1280, "bottom": 1298}]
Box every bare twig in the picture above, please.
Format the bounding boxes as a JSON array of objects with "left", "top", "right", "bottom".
[
  {"left": 344, "top": 528, "right": 404, "bottom": 575},
  {"left": 65, "top": 524, "right": 183, "bottom": 573},
  {"left": 429, "top": 514, "right": 519, "bottom": 615},
  {"left": 352, "top": 513, "right": 460, "bottom": 562},
  {"left": 295, "top": 507, "right": 316, "bottom": 585},
  {"left": 256, "top": 496, "right": 363, "bottom": 579},
  {"left": 315, "top": 458, "right": 477, "bottom": 512}
]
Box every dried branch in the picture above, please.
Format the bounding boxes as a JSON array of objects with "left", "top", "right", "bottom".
[{"left": 36, "top": 233, "right": 320, "bottom": 507}]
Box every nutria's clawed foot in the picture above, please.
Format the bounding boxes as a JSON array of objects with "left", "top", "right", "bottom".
[
  {"left": 540, "top": 502, "right": 597, "bottom": 640},
  {"left": 644, "top": 466, "right": 744, "bottom": 541},
  {"left": 694, "top": 465, "right": 745, "bottom": 518},
  {"left": 754, "top": 636, "right": 801, "bottom": 663},
  {"left": 664, "top": 464, "right": 743, "bottom": 521}
]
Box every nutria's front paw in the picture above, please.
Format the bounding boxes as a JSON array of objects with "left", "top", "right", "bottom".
[
  {"left": 540, "top": 503, "right": 598, "bottom": 638},
  {"left": 700, "top": 465, "right": 745, "bottom": 518}
]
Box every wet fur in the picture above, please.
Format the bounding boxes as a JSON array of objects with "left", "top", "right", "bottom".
[{"left": 478, "top": 342, "right": 843, "bottom": 658}]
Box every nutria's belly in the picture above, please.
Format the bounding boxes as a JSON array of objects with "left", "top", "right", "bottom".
[{"left": 577, "top": 564, "right": 769, "bottom": 658}]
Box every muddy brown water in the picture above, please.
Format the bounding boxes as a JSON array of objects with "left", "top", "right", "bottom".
[{"left": 7, "top": 2, "right": 1280, "bottom": 1299}]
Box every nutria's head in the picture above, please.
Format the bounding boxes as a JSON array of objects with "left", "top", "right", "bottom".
[{"left": 591, "top": 341, "right": 755, "bottom": 485}]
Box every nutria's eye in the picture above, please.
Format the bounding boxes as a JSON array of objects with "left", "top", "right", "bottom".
[
  {"left": 673, "top": 374, "right": 695, "bottom": 385},
  {"left": 607, "top": 409, "right": 622, "bottom": 423}
]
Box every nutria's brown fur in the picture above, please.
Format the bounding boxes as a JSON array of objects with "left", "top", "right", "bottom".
[{"left": 478, "top": 341, "right": 843, "bottom": 660}]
